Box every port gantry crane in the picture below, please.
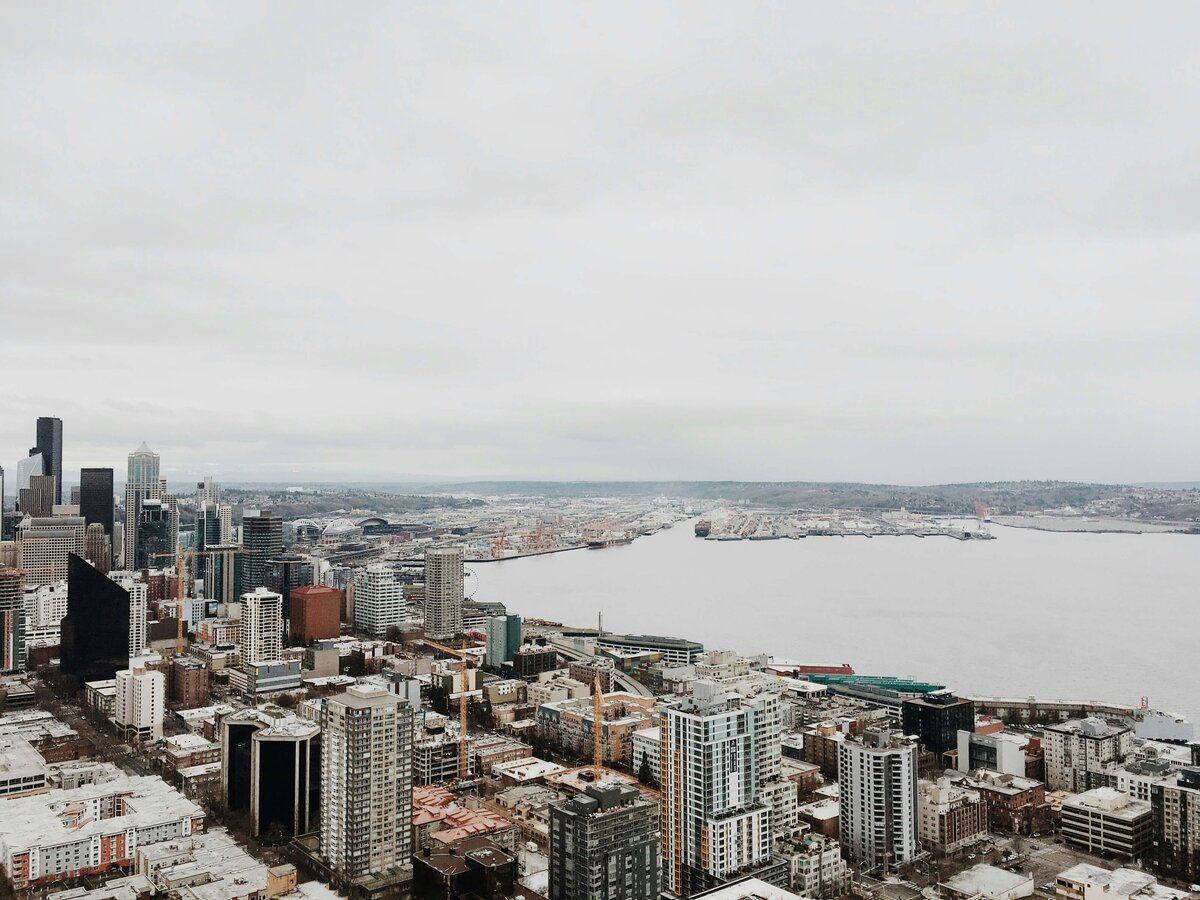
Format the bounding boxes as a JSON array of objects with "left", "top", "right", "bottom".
[{"left": 421, "top": 637, "right": 477, "bottom": 782}]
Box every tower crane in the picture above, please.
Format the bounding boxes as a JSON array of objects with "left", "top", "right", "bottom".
[
  {"left": 422, "top": 637, "right": 478, "bottom": 781},
  {"left": 592, "top": 672, "right": 603, "bottom": 779}
]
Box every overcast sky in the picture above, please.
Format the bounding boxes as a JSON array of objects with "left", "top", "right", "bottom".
[{"left": 3, "top": 3, "right": 1199, "bottom": 486}]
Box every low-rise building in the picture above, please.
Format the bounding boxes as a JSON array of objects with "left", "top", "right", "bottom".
[
  {"left": 413, "top": 785, "right": 519, "bottom": 852},
  {"left": 0, "top": 732, "right": 48, "bottom": 798},
  {"left": 0, "top": 776, "right": 205, "bottom": 889},
  {"left": 1060, "top": 787, "right": 1152, "bottom": 860},
  {"left": 773, "top": 832, "right": 847, "bottom": 899},
  {"left": 943, "top": 864, "right": 1034, "bottom": 900},
  {"left": 917, "top": 777, "right": 988, "bottom": 854},
  {"left": 567, "top": 656, "right": 615, "bottom": 693},
  {"left": 535, "top": 692, "right": 657, "bottom": 766},
  {"left": 161, "top": 733, "right": 221, "bottom": 782},
  {"left": 529, "top": 675, "right": 590, "bottom": 708},
  {"left": 948, "top": 770, "right": 1052, "bottom": 835},
  {"left": 957, "top": 729, "right": 1040, "bottom": 779},
  {"left": 1055, "top": 864, "right": 1190, "bottom": 900}
]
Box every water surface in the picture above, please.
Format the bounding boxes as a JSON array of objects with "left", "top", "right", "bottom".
[{"left": 477, "top": 522, "right": 1200, "bottom": 723}]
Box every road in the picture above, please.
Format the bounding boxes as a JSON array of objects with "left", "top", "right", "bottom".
[{"left": 545, "top": 637, "right": 654, "bottom": 697}]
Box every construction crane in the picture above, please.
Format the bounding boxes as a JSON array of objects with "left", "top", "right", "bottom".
[
  {"left": 592, "top": 672, "right": 603, "bottom": 779},
  {"left": 422, "top": 637, "right": 477, "bottom": 781},
  {"left": 150, "top": 544, "right": 255, "bottom": 655}
]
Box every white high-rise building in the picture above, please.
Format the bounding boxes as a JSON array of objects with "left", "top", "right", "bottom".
[
  {"left": 114, "top": 658, "right": 164, "bottom": 742},
  {"left": 109, "top": 571, "right": 148, "bottom": 659},
  {"left": 241, "top": 587, "right": 283, "bottom": 665},
  {"left": 318, "top": 684, "right": 413, "bottom": 882},
  {"left": 663, "top": 680, "right": 773, "bottom": 896},
  {"left": 17, "top": 517, "right": 86, "bottom": 588},
  {"left": 24, "top": 581, "right": 69, "bottom": 646},
  {"left": 423, "top": 546, "right": 464, "bottom": 639},
  {"left": 838, "top": 728, "right": 919, "bottom": 872},
  {"left": 353, "top": 565, "right": 401, "bottom": 637}
]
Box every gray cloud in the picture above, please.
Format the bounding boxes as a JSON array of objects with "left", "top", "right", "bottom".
[{"left": 3, "top": 2, "right": 1200, "bottom": 486}]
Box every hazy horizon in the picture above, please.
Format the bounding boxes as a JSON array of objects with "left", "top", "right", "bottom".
[{"left": 5, "top": 4, "right": 1200, "bottom": 484}]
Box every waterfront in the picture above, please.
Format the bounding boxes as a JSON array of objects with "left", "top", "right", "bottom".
[{"left": 479, "top": 520, "right": 1200, "bottom": 724}]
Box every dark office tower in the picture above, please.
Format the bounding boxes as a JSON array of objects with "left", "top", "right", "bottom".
[
  {"left": 134, "top": 498, "right": 172, "bottom": 570},
  {"left": 240, "top": 512, "right": 283, "bottom": 597},
  {"left": 901, "top": 691, "right": 976, "bottom": 758},
  {"left": 18, "top": 474, "right": 56, "bottom": 518},
  {"left": 61, "top": 554, "right": 132, "bottom": 682},
  {"left": 35, "top": 417, "right": 63, "bottom": 506},
  {"left": 196, "top": 502, "right": 222, "bottom": 553},
  {"left": 79, "top": 468, "right": 114, "bottom": 537},
  {"left": 0, "top": 568, "right": 25, "bottom": 673},
  {"left": 221, "top": 708, "right": 321, "bottom": 839},
  {"left": 267, "top": 553, "right": 313, "bottom": 622},
  {"left": 550, "top": 783, "right": 661, "bottom": 900},
  {"left": 203, "top": 545, "right": 245, "bottom": 604}
]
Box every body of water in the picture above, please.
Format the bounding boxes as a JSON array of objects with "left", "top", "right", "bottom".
[{"left": 476, "top": 521, "right": 1200, "bottom": 724}]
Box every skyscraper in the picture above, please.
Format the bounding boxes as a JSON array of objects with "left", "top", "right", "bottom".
[
  {"left": 0, "top": 465, "right": 5, "bottom": 541},
  {"left": 550, "top": 783, "right": 661, "bottom": 900},
  {"left": 241, "top": 588, "right": 283, "bottom": 666},
  {"left": 16, "top": 450, "right": 43, "bottom": 491},
  {"left": 79, "top": 468, "right": 114, "bottom": 537},
  {"left": 486, "top": 614, "right": 523, "bottom": 669},
  {"left": 61, "top": 554, "right": 134, "bottom": 682},
  {"left": 662, "top": 681, "right": 774, "bottom": 896},
  {"left": 85, "top": 522, "right": 111, "bottom": 574},
  {"left": 35, "top": 417, "right": 63, "bottom": 506},
  {"left": 266, "top": 553, "right": 313, "bottom": 622},
  {"left": 353, "top": 565, "right": 401, "bottom": 637},
  {"left": 423, "top": 545, "right": 464, "bottom": 639},
  {"left": 17, "top": 516, "right": 86, "bottom": 588},
  {"left": 196, "top": 476, "right": 220, "bottom": 505},
  {"left": 196, "top": 501, "right": 232, "bottom": 553},
  {"left": 124, "top": 443, "right": 160, "bottom": 571},
  {"left": 240, "top": 512, "right": 283, "bottom": 596},
  {"left": 319, "top": 684, "right": 414, "bottom": 883},
  {"left": 0, "top": 568, "right": 25, "bottom": 673},
  {"left": 202, "top": 545, "right": 246, "bottom": 604},
  {"left": 838, "top": 729, "right": 918, "bottom": 872},
  {"left": 18, "top": 473, "right": 55, "bottom": 518},
  {"left": 134, "top": 498, "right": 172, "bottom": 570}
]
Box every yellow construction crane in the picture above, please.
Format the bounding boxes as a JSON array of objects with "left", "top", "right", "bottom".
[
  {"left": 593, "top": 672, "right": 603, "bottom": 779},
  {"left": 150, "top": 544, "right": 254, "bottom": 655},
  {"left": 422, "top": 637, "right": 476, "bottom": 781}
]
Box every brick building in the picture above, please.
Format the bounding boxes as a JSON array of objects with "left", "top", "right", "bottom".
[{"left": 288, "top": 586, "right": 341, "bottom": 645}]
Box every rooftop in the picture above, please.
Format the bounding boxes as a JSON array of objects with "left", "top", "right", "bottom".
[
  {"left": 691, "top": 876, "right": 804, "bottom": 900},
  {"left": 944, "top": 864, "right": 1033, "bottom": 899}
]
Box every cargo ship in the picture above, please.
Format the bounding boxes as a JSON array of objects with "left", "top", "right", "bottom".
[
  {"left": 586, "top": 531, "right": 634, "bottom": 549},
  {"left": 694, "top": 519, "right": 711, "bottom": 538}
]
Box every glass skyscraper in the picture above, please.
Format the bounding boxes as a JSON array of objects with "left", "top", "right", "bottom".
[{"left": 35, "top": 417, "right": 63, "bottom": 506}]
